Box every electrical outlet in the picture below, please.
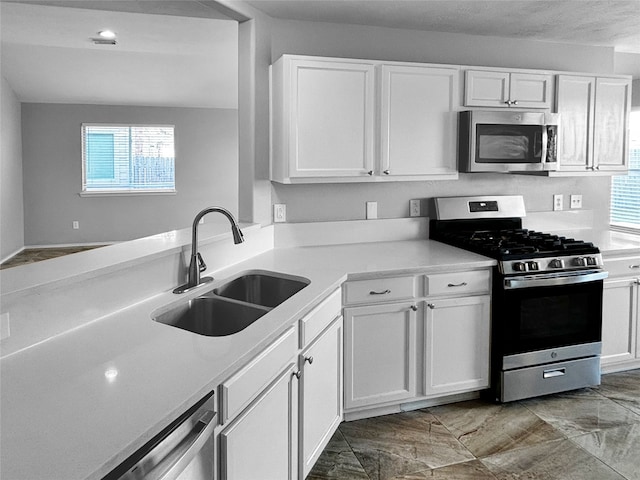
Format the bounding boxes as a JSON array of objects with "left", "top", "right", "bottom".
[
  {"left": 366, "top": 201, "right": 378, "bottom": 220},
  {"left": 72, "top": 221, "right": 80, "bottom": 229},
  {"left": 570, "top": 194, "right": 583, "bottom": 209},
  {"left": 273, "top": 204, "right": 286, "bottom": 223},
  {"left": 553, "top": 194, "right": 563, "bottom": 211},
  {"left": 410, "top": 199, "right": 421, "bottom": 217}
]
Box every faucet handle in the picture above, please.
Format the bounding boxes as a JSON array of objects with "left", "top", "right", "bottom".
[{"left": 197, "top": 252, "right": 207, "bottom": 273}]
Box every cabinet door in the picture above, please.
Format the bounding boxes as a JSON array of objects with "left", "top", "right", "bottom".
[
  {"left": 380, "top": 65, "right": 458, "bottom": 177},
  {"left": 220, "top": 364, "right": 298, "bottom": 480},
  {"left": 601, "top": 279, "right": 638, "bottom": 366},
  {"left": 344, "top": 302, "right": 417, "bottom": 409},
  {"left": 424, "top": 295, "right": 490, "bottom": 395},
  {"left": 299, "top": 318, "right": 342, "bottom": 478},
  {"left": 593, "top": 77, "right": 631, "bottom": 172},
  {"left": 288, "top": 59, "right": 375, "bottom": 178},
  {"left": 555, "top": 75, "right": 595, "bottom": 171},
  {"left": 464, "top": 70, "right": 510, "bottom": 107},
  {"left": 509, "top": 73, "right": 553, "bottom": 108}
]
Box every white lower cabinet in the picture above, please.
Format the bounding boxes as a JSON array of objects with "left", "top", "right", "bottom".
[
  {"left": 299, "top": 318, "right": 343, "bottom": 478},
  {"left": 219, "top": 364, "right": 298, "bottom": 480},
  {"left": 423, "top": 295, "right": 491, "bottom": 395},
  {"left": 601, "top": 255, "right": 640, "bottom": 371},
  {"left": 344, "top": 301, "right": 418, "bottom": 409}
]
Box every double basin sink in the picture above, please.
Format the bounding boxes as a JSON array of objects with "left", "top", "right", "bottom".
[{"left": 153, "top": 270, "right": 310, "bottom": 337}]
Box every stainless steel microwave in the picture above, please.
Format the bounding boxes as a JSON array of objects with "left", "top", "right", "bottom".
[{"left": 459, "top": 110, "right": 559, "bottom": 173}]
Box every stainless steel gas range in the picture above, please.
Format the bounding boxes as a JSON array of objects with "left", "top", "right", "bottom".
[{"left": 430, "top": 195, "right": 608, "bottom": 402}]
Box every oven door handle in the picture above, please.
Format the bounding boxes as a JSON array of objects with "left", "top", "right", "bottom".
[{"left": 504, "top": 270, "right": 608, "bottom": 289}]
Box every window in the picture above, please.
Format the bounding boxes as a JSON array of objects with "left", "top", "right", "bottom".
[
  {"left": 611, "top": 111, "right": 640, "bottom": 233},
  {"left": 81, "top": 124, "right": 175, "bottom": 194}
]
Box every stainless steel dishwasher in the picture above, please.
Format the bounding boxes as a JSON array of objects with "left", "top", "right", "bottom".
[{"left": 106, "top": 392, "right": 217, "bottom": 480}]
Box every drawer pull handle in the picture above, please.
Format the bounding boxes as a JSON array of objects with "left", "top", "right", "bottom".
[
  {"left": 629, "top": 265, "right": 640, "bottom": 269},
  {"left": 427, "top": 303, "right": 435, "bottom": 309},
  {"left": 410, "top": 305, "right": 418, "bottom": 311},
  {"left": 369, "top": 289, "right": 391, "bottom": 295},
  {"left": 304, "top": 356, "right": 314, "bottom": 365},
  {"left": 543, "top": 368, "right": 566, "bottom": 379},
  {"left": 293, "top": 370, "right": 301, "bottom": 379},
  {"left": 447, "top": 282, "right": 468, "bottom": 288}
]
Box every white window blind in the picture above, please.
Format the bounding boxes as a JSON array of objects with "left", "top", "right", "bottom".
[
  {"left": 611, "top": 111, "right": 640, "bottom": 233},
  {"left": 82, "top": 124, "right": 175, "bottom": 194}
]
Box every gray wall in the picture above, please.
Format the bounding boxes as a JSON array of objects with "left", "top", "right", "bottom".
[
  {"left": 1, "top": 76, "right": 24, "bottom": 260},
  {"left": 21, "top": 104, "right": 238, "bottom": 245},
  {"left": 268, "top": 19, "right": 621, "bottom": 228}
]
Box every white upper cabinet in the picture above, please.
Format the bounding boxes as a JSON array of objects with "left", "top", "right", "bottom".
[
  {"left": 464, "top": 69, "right": 553, "bottom": 109},
  {"left": 271, "top": 57, "right": 375, "bottom": 181},
  {"left": 593, "top": 77, "right": 631, "bottom": 172},
  {"left": 380, "top": 65, "right": 458, "bottom": 178},
  {"left": 556, "top": 75, "right": 631, "bottom": 173},
  {"left": 271, "top": 55, "right": 459, "bottom": 183}
]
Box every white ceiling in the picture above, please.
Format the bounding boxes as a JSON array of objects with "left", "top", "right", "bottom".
[
  {"left": 246, "top": 0, "right": 640, "bottom": 54},
  {"left": 0, "top": 1, "right": 238, "bottom": 108}
]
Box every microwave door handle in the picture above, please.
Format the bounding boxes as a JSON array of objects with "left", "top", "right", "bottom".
[
  {"left": 144, "top": 410, "right": 217, "bottom": 480},
  {"left": 504, "top": 270, "right": 609, "bottom": 289},
  {"left": 540, "top": 124, "right": 548, "bottom": 163}
]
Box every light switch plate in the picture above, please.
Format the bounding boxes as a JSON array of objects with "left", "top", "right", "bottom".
[
  {"left": 366, "top": 201, "right": 378, "bottom": 220},
  {"left": 273, "top": 204, "right": 286, "bottom": 223}
]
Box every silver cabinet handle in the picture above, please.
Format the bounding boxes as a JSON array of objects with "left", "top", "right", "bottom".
[
  {"left": 304, "top": 356, "right": 314, "bottom": 365},
  {"left": 447, "top": 282, "right": 468, "bottom": 288},
  {"left": 147, "top": 410, "right": 217, "bottom": 480},
  {"left": 410, "top": 305, "right": 418, "bottom": 311},
  {"left": 629, "top": 265, "right": 640, "bottom": 269},
  {"left": 512, "top": 100, "right": 518, "bottom": 105},
  {"left": 427, "top": 303, "right": 435, "bottom": 309},
  {"left": 383, "top": 170, "right": 390, "bottom": 175},
  {"left": 369, "top": 289, "right": 391, "bottom": 295},
  {"left": 293, "top": 370, "right": 301, "bottom": 379},
  {"left": 543, "top": 367, "right": 566, "bottom": 379},
  {"left": 367, "top": 170, "right": 373, "bottom": 176}
]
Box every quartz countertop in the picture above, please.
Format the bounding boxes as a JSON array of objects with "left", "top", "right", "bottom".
[
  {"left": 543, "top": 228, "right": 640, "bottom": 256},
  {"left": 0, "top": 239, "right": 494, "bottom": 480}
]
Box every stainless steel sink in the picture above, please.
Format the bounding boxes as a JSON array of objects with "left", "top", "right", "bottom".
[
  {"left": 153, "top": 270, "right": 310, "bottom": 336},
  {"left": 213, "top": 270, "right": 310, "bottom": 308},
  {"left": 153, "top": 296, "right": 270, "bottom": 337}
]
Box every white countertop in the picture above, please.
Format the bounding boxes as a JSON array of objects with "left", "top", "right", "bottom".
[{"left": 0, "top": 239, "right": 494, "bottom": 480}]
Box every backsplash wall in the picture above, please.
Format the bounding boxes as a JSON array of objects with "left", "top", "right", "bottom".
[{"left": 272, "top": 174, "right": 611, "bottom": 228}]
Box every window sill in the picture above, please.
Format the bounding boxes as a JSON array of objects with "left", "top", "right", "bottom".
[
  {"left": 79, "top": 190, "right": 177, "bottom": 197},
  {"left": 611, "top": 224, "right": 640, "bottom": 237}
]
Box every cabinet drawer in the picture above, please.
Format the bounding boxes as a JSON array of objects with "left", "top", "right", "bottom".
[
  {"left": 300, "top": 289, "right": 341, "bottom": 347},
  {"left": 604, "top": 256, "right": 640, "bottom": 278},
  {"left": 343, "top": 276, "right": 416, "bottom": 305},
  {"left": 221, "top": 327, "right": 297, "bottom": 423},
  {"left": 426, "top": 270, "right": 490, "bottom": 296}
]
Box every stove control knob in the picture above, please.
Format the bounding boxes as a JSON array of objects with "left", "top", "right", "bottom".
[
  {"left": 513, "top": 262, "right": 527, "bottom": 272},
  {"left": 549, "top": 259, "right": 564, "bottom": 269},
  {"left": 527, "top": 261, "right": 539, "bottom": 271},
  {"left": 586, "top": 256, "right": 598, "bottom": 266},
  {"left": 574, "top": 257, "right": 588, "bottom": 267}
]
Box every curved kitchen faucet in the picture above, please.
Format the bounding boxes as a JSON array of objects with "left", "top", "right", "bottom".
[{"left": 173, "top": 207, "right": 244, "bottom": 294}]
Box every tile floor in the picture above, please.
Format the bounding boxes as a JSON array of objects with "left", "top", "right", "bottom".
[
  {"left": 309, "top": 369, "right": 640, "bottom": 480},
  {"left": 0, "top": 245, "right": 106, "bottom": 270}
]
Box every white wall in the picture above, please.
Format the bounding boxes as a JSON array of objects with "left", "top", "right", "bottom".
[
  {"left": 266, "top": 19, "right": 619, "bottom": 228},
  {"left": 21, "top": 104, "right": 238, "bottom": 245},
  {"left": 0, "top": 76, "right": 24, "bottom": 260}
]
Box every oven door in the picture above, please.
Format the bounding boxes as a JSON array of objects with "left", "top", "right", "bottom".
[{"left": 494, "top": 270, "right": 607, "bottom": 361}]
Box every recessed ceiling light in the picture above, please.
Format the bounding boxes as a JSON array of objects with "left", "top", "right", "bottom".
[{"left": 98, "top": 30, "right": 117, "bottom": 39}]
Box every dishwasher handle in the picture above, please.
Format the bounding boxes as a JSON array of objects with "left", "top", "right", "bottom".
[{"left": 147, "top": 409, "right": 216, "bottom": 480}]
